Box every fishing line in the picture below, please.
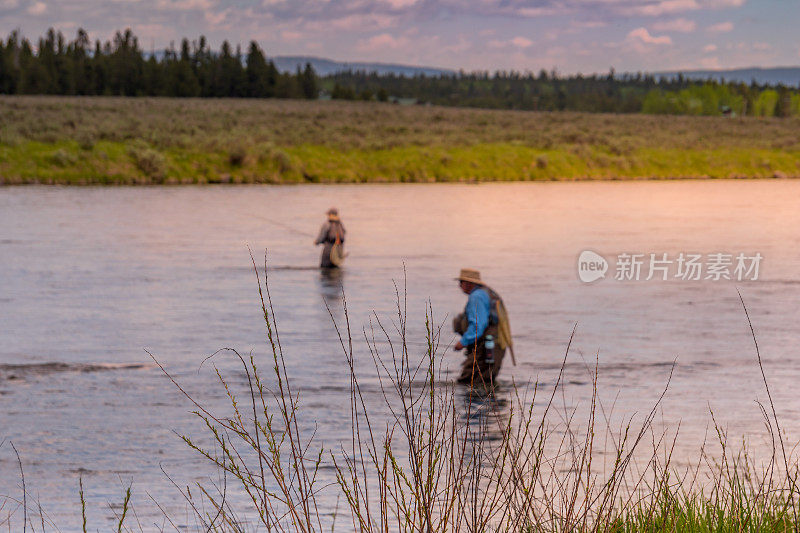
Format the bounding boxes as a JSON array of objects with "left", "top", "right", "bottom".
[{"left": 251, "top": 213, "right": 316, "bottom": 238}]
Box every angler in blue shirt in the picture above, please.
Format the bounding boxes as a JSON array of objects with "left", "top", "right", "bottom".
[
  {"left": 454, "top": 280, "right": 490, "bottom": 351},
  {"left": 453, "top": 268, "right": 505, "bottom": 386}
]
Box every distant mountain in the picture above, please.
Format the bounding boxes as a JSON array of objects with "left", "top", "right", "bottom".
[
  {"left": 271, "top": 56, "right": 454, "bottom": 77},
  {"left": 653, "top": 67, "right": 800, "bottom": 86}
]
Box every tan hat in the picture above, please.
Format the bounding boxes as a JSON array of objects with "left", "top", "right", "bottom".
[
  {"left": 455, "top": 268, "right": 483, "bottom": 285},
  {"left": 326, "top": 207, "right": 338, "bottom": 215}
]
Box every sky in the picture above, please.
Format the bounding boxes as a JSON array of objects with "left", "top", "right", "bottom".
[{"left": 0, "top": 0, "right": 798, "bottom": 74}]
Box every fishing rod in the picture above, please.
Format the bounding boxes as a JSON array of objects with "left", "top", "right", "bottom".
[{"left": 251, "top": 213, "right": 316, "bottom": 238}]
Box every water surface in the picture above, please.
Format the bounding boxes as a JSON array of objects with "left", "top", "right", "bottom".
[{"left": 1, "top": 182, "right": 799, "bottom": 530}]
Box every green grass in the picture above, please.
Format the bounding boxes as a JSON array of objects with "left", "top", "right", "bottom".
[{"left": 1, "top": 95, "right": 799, "bottom": 184}]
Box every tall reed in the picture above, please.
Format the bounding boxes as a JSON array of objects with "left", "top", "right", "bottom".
[{"left": 148, "top": 256, "right": 799, "bottom": 531}]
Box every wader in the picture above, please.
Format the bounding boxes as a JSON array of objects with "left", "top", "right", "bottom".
[
  {"left": 316, "top": 220, "right": 345, "bottom": 268},
  {"left": 453, "top": 312, "right": 506, "bottom": 386}
]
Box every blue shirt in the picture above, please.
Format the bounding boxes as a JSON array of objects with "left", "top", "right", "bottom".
[{"left": 461, "top": 287, "right": 490, "bottom": 348}]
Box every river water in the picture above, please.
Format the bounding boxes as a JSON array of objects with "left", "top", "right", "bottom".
[{"left": 1, "top": 182, "right": 799, "bottom": 530}]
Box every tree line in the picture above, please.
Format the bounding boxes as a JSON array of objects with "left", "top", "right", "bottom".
[
  {"left": 326, "top": 69, "right": 800, "bottom": 117},
  {"left": 0, "top": 28, "right": 317, "bottom": 98},
  {"left": 1, "top": 28, "right": 798, "bottom": 117}
]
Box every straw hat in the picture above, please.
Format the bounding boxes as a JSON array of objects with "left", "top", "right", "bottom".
[{"left": 455, "top": 268, "right": 483, "bottom": 285}]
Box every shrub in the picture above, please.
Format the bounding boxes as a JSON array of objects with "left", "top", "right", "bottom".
[
  {"left": 48, "top": 149, "right": 78, "bottom": 167},
  {"left": 272, "top": 149, "right": 293, "bottom": 174},
  {"left": 128, "top": 142, "right": 167, "bottom": 182},
  {"left": 536, "top": 154, "right": 548, "bottom": 169},
  {"left": 76, "top": 131, "right": 96, "bottom": 151},
  {"left": 228, "top": 144, "right": 247, "bottom": 167}
]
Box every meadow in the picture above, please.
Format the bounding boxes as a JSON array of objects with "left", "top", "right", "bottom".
[{"left": 1, "top": 95, "right": 799, "bottom": 185}]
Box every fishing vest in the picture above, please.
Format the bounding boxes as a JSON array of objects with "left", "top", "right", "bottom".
[
  {"left": 453, "top": 286, "right": 513, "bottom": 358},
  {"left": 326, "top": 221, "right": 345, "bottom": 243},
  {"left": 453, "top": 288, "right": 498, "bottom": 342}
]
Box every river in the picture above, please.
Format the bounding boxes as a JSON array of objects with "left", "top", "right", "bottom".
[{"left": 1, "top": 181, "right": 799, "bottom": 530}]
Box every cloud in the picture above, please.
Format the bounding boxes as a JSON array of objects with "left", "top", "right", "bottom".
[
  {"left": 305, "top": 13, "right": 396, "bottom": 32},
  {"left": 511, "top": 36, "right": 533, "bottom": 48},
  {"left": 27, "top": 1, "right": 45, "bottom": 14},
  {"left": 703, "top": 43, "right": 717, "bottom": 52},
  {"left": 204, "top": 9, "right": 228, "bottom": 26},
  {"left": 652, "top": 18, "right": 696, "bottom": 32},
  {"left": 704, "top": 0, "right": 745, "bottom": 6},
  {"left": 699, "top": 56, "right": 720, "bottom": 68},
  {"left": 383, "top": 0, "right": 418, "bottom": 7},
  {"left": 706, "top": 21, "right": 733, "bottom": 32},
  {"left": 486, "top": 36, "right": 535, "bottom": 50},
  {"left": 571, "top": 20, "right": 607, "bottom": 29},
  {"left": 156, "top": 0, "right": 215, "bottom": 11},
  {"left": 171, "top": 0, "right": 750, "bottom": 30},
  {"left": 634, "top": 0, "right": 699, "bottom": 16},
  {"left": 280, "top": 30, "right": 303, "bottom": 41},
  {"left": 440, "top": 34, "right": 471, "bottom": 53},
  {"left": 357, "top": 32, "right": 408, "bottom": 50},
  {"left": 632, "top": 0, "right": 744, "bottom": 16},
  {"left": 1, "top": 0, "right": 19, "bottom": 8},
  {"left": 516, "top": 7, "right": 561, "bottom": 17},
  {"left": 627, "top": 27, "right": 672, "bottom": 44}
]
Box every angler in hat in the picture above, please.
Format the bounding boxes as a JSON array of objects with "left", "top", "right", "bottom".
[
  {"left": 453, "top": 268, "right": 515, "bottom": 386},
  {"left": 315, "top": 208, "right": 346, "bottom": 268}
]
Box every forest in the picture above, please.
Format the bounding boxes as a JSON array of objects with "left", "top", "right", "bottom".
[{"left": 1, "top": 28, "right": 799, "bottom": 117}]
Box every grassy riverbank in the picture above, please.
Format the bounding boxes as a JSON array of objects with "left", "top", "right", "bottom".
[{"left": 1, "top": 95, "right": 799, "bottom": 184}]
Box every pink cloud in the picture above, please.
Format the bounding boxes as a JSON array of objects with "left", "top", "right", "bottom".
[
  {"left": 383, "top": 0, "right": 418, "bottom": 7},
  {"left": 699, "top": 56, "right": 721, "bottom": 68},
  {"left": 634, "top": 0, "right": 699, "bottom": 16},
  {"left": 27, "top": 1, "right": 46, "bottom": 14},
  {"left": 156, "top": 0, "right": 215, "bottom": 10},
  {"left": 706, "top": 21, "right": 734, "bottom": 33},
  {"left": 358, "top": 33, "right": 408, "bottom": 51},
  {"left": 280, "top": 30, "right": 303, "bottom": 41},
  {"left": 511, "top": 36, "right": 533, "bottom": 48},
  {"left": 204, "top": 9, "right": 227, "bottom": 26},
  {"left": 317, "top": 14, "right": 396, "bottom": 31},
  {"left": 652, "top": 18, "right": 697, "bottom": 32},
  {"left": 634, "top": 0, "right": 745, "bottom": 15},
  {"left": 705, "top": 0, "right": 745, "bottom": 6},
  {"left": 627, "top": 27, "right": 673, "bottom": 45},
  {"left": 572, "top": 20, "right": 607, "bottom": 29},
  {"left": 517, "top": 7, "right": 561, "bottom": 17}
]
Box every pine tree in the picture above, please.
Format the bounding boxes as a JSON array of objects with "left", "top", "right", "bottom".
[
  {"left": 245, "top": 41, "right": 275, "bottom": 97},
  {"left": 300, "top": 62, "right": 318, "bottom": 99}
]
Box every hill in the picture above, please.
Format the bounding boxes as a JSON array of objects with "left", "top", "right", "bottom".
[
  {"left": 271, "top": 56, "right": 454, "bottom": 77},
  {"left": 271, "top": 57, "right": 800, "bottom": 87},
  {"left": 654, "top": 67, "right": 800, "bottom": 86}
]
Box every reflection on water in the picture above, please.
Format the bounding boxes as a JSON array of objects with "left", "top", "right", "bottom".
[
  {"left": 459, "top": 384, "right": 510, "bottom": 443},
  {"left": 318, "top": 267, "right": 346, "bottom": 303},
  {"left": 1, "top": 182, "right": 800, "bottom": 529}
]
